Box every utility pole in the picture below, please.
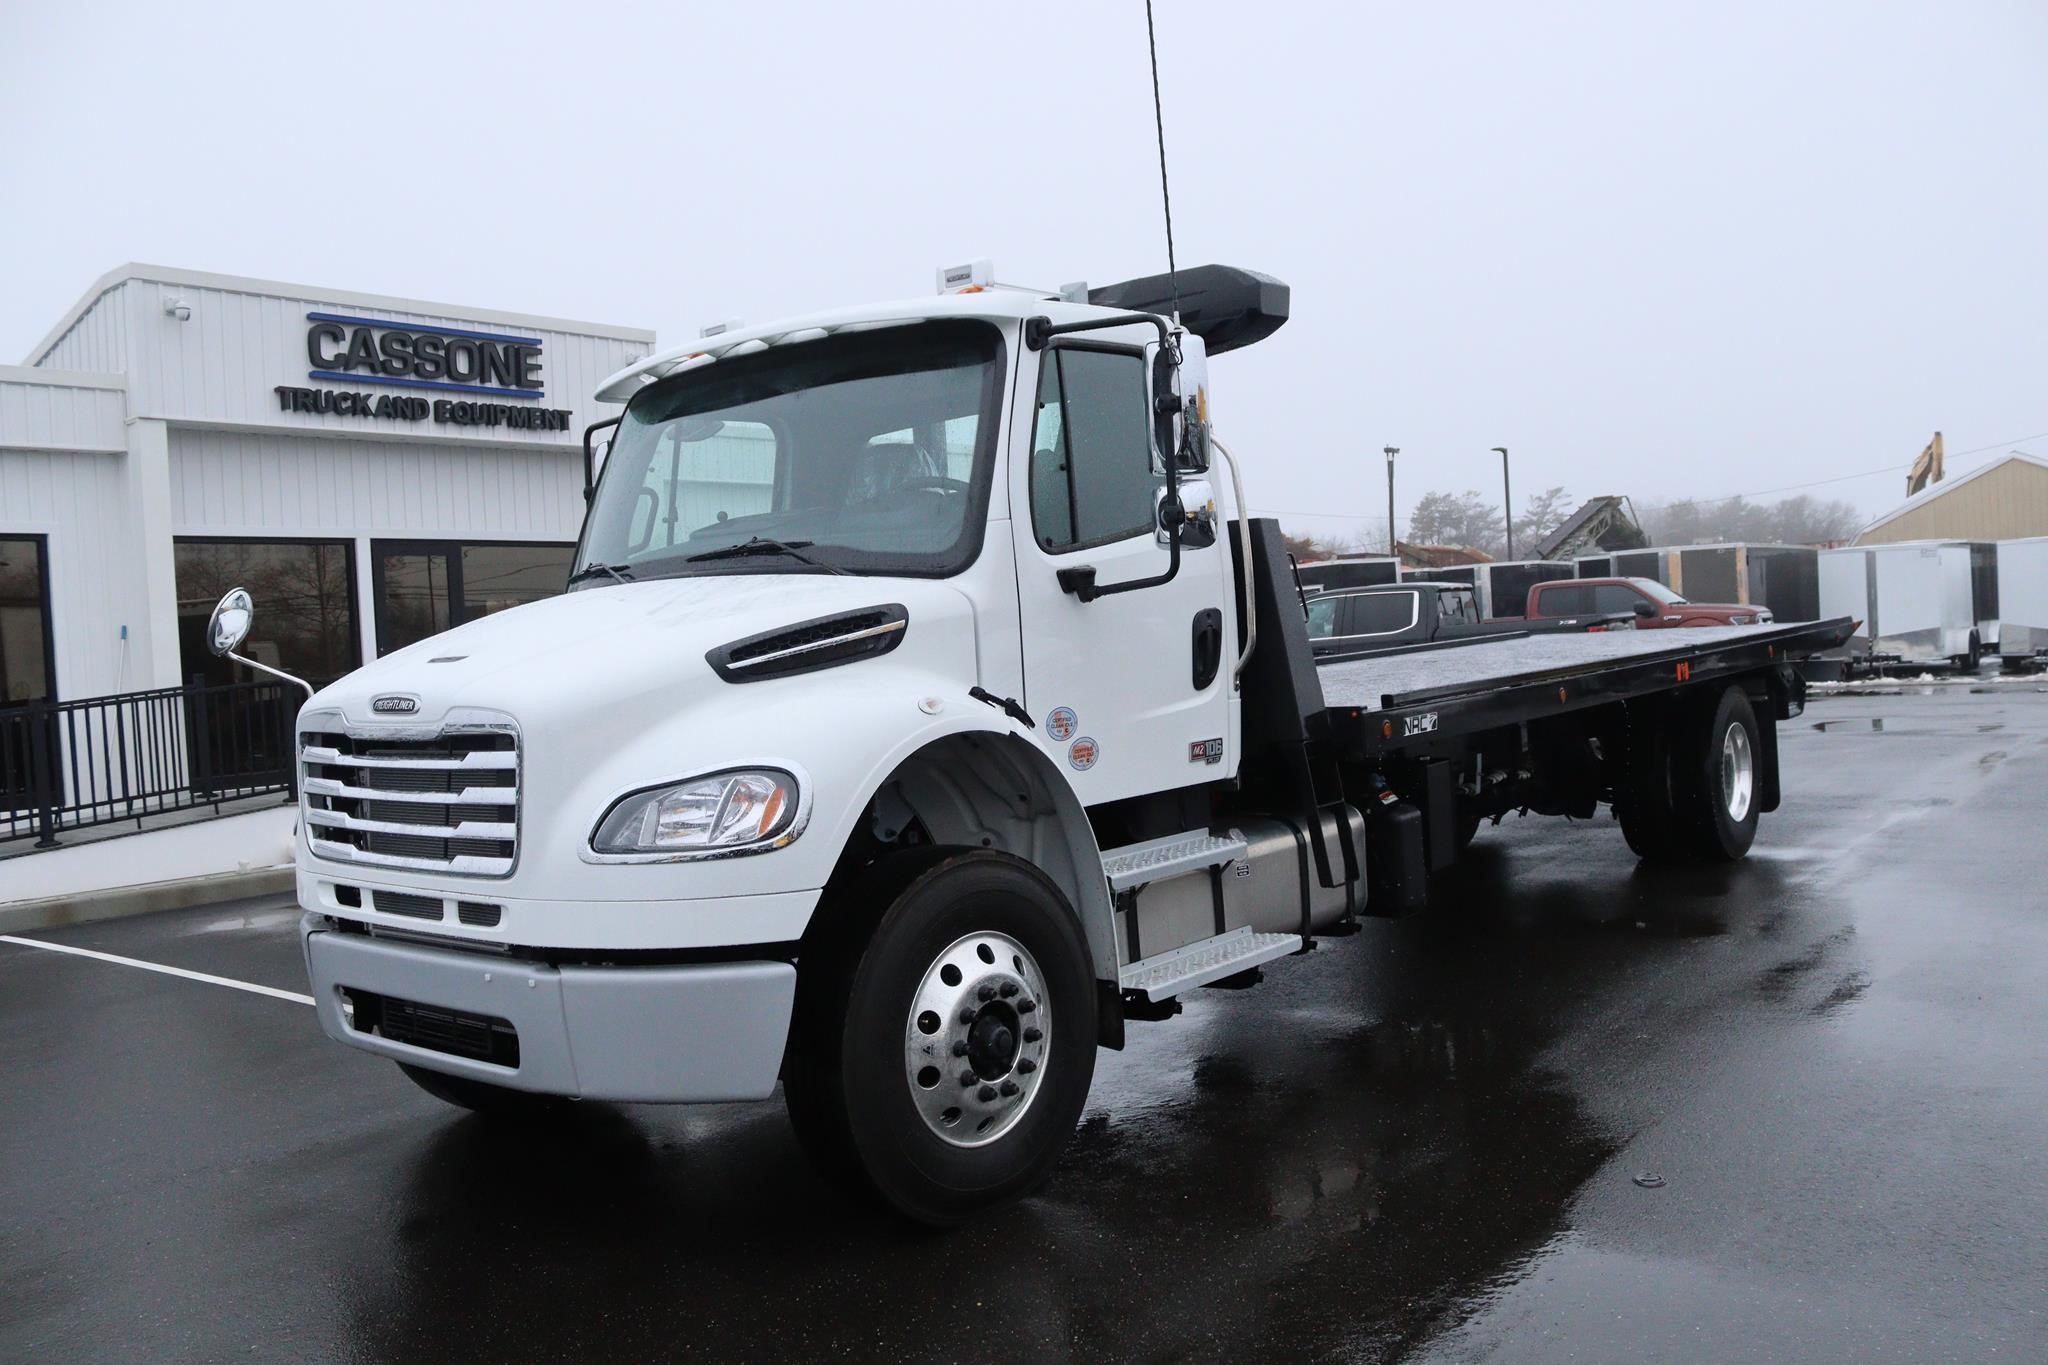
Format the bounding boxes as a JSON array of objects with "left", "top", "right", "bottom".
[
  {"left": 1493, "top": 447, "right": 1512, "bottom": 558},
  {"left": 1383, "top": 446, "right": 1399, "bottom": 556}
]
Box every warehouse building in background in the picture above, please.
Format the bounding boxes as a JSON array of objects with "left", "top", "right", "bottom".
[
  {"left": 0, "top": 264, "right": 653, "bottom": 712},
  {"left": 1854, "top": 452, "right": 2048, "bottom": 546}
]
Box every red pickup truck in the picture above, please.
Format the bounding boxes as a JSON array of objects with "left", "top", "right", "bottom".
[{"left": 1527, "top": 576, "right": 1773, "bottom": 629}]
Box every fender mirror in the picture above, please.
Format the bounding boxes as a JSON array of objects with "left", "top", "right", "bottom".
[
  {"left": 207, "top": 586, "right": 315, "bottom": 698},
  {"left": 207, "top": 587, "right": 254, "bottom": 657}
]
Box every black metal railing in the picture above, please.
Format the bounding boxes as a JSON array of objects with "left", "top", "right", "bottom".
[{"left": 1, "top": 679, "right": 300, "bottom": 847}]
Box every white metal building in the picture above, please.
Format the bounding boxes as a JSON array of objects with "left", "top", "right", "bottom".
[{"left": 0, "top": 264, "right": 654, "bottom": 708}]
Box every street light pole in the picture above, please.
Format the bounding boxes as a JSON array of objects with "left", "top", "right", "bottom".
[
  {"left": 1493, "top": 447, "right": 1512, "bottom": 558},
  {"left": 1383, "top": 446, "right": 1399, "bottom": 556}
]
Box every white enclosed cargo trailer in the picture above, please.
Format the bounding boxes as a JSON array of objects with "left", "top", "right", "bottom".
[
  {"left": 1995, "top": 537, "right": 2048, "bottom": 670},
  {"left": 1819, "top": 542, "right": 1983, "bottom": 670}
]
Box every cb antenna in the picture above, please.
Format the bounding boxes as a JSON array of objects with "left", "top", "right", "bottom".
[{"left": 1144, "top": 0, "right": 1182, "bottom": 325}]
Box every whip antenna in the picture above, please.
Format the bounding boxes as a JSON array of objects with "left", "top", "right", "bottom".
[{"left": 1144, "top": 0, "right": 1182, "bottom": 324}]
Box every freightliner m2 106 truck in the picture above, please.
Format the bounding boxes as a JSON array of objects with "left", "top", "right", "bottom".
[{"left": 221, "top": 264, "right": 1851, "bottom": 1222}]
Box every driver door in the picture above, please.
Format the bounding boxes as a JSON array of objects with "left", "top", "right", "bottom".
[{"left": 1009, "top": 340, "right": 1233, "bottom": 803}]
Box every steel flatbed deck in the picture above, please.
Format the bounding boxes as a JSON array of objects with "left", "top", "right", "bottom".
[{"left": 1318, "top": 618, "right": 1856, "bottom": 758}]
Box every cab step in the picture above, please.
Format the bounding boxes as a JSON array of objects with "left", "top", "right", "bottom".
[
  {"left": 1099, "top": 829, "right": 1247, "bottom": 893},
  {"left": 1117, "top": 926, "right": 1299, "bottom": 1002}
]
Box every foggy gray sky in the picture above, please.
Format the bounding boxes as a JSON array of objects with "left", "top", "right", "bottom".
[{"left": 3, "top": 1, "right": 2043, "bottom": 543}]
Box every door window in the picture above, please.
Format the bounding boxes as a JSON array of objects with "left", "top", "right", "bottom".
[
  {"left": 1304, "top": 595, "right": 1341, "bottom": 639},
  {"left": 1591, "top": 584, "right": 1646, "bottom": 615},
  {"left": 1029, "top": 347, "right": 1156, "bottom": 553},
  {"left": 1351, "top": 592, "right": 1418, "bottom": 636},
  {"left": 1537, "top": 584, "right": 1591, "bottom": 615}
]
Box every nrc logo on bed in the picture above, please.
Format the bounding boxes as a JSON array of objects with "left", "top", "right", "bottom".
[{"left": 370, "top": 695, "right": 419, "bottom": 715}]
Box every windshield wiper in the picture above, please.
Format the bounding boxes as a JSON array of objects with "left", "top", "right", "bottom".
[
  {"left": 566, "top": 562, "right": 635, "bottom": 586},
  {"left": 682, "top": 537, "right": 850, "bottom": 576}
]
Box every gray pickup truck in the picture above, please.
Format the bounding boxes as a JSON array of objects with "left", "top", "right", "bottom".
[{"left": 1304, "top": 580, "right": 1633, "bottom": 659}]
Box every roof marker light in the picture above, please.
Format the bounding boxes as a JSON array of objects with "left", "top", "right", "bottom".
[{"left": 937, "top": 259, "right": 995, "bottom": 294}]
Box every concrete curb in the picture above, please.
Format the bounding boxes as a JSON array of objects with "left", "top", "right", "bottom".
[{"left": 0, "top": 866, "right": 296, "bottom": 934}]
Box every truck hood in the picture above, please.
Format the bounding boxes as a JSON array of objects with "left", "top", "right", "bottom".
[{"left": 306, "top": 574, "right": 976, "bottom": 729}]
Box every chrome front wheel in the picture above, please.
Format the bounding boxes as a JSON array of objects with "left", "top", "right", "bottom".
[{"left": 904, "top": 931, "right": 1050, "bottom": 1147}]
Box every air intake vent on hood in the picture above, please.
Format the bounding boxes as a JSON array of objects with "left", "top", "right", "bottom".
[{"left": 707, "top": 604, "right": 909, "bottom": 683}]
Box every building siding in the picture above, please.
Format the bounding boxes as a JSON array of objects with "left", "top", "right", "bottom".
[
  {"left": 1856, "top": 461, "right": 2048, "bottom": 544},
  {"left": 0, "top": 448, "right": 150, "bottom": 700},
  {"left": 168, "top": 427, "right": 583, "bottom": 540},
  {"left": 120, "top": 277, "right": 642, "bottom": 442},
  {"left": 0, "top": 372, "right": 126, "bottom": 453},
  {"left": 31, "top": 281, "right": 130, "bottom": 374}
]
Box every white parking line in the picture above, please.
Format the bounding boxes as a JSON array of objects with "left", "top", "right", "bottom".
[{"left": 0, "top": 934, "right": 314, "bottom": 1006}]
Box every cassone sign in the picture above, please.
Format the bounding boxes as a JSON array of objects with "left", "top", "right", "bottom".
[{"left": 274, "top": 310, "right": 573, "bottom": 432}]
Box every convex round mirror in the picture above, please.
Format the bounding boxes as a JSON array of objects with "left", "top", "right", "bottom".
[{"left": 207, "top": 587, "right": 254, "bottom": 657}]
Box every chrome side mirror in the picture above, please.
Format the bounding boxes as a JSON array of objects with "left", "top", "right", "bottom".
[
  {"left": 207, "top": 586, "right": 315, "bottom": 699},
  {"left": 207, "top": 587, "right": 254, "bottom": 657},
  {"left": 1158, "top": 478, "right": 1218, "bottom": 549}
]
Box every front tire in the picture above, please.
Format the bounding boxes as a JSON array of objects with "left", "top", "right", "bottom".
[{"left": 784, "top": 849, "right": 1098, "bottom": 1224}]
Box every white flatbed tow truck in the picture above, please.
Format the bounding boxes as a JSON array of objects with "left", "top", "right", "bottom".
[{"left": 206, "top": 263, "right": 1852, "bottom": 1222}]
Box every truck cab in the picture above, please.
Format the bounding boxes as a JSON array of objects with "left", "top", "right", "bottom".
[{"left": 290, "top": 265, "right": 1314, "bottom": 1220}]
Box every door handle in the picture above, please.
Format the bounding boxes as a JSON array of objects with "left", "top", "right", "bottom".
[{"left": 1192, "top": 608, "right": 1223, "bottom": 689}]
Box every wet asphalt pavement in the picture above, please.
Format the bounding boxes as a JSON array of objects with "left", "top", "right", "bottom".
[{"left": 3, "top": 685, "right": 2046, "bottom": 1362}]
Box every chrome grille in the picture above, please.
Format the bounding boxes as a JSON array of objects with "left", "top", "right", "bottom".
[{"left": 300, "top": 727, "right": 519, "bottom": 877}]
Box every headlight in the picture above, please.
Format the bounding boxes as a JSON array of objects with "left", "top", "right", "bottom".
[{"left": 591, "top": 768, "right": 801, "bottom": 855}]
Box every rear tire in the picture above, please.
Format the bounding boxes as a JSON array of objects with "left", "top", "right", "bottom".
[
  {"left": 783, "top": 849, "right": 1098, "bottom": 1225},
  {"left": 397, "top": 1062, "right": 572, "bottom": 1116},
  {"left": 1674, "top": 686, "right": 1761, "bottom": 862},
  {"left": 1616, "top": 710, "right": 1684, "bottom": 861}
]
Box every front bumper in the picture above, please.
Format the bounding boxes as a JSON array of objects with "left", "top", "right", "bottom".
[{"left": 301, "top": 915, "right": 796, "bottom": 1102}]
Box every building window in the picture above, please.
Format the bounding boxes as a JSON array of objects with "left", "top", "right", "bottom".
[
  {"left": 175, "top": 539, "right": 360, "bottom": 688},
  {"left": 0, "top": 536, "right": 55, "bottom": 705},
  {"left": 373, "top": 540, "right": 575, "bottom": 656}
]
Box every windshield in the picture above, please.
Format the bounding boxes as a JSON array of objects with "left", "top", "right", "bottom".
[
  {"left": 1633, "top": 578, "right": 1689, "bottom": 605},
  {"left": 578, "top": 320, "right": 1004, "bottom": 580}
]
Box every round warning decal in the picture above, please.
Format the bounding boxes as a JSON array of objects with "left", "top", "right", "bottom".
[
  {"left": 1067, "top": 736, "right": 1099, "bottom": 771},
  {"left": 1046, "top": 707, "right": 1079, "bottom": 742}
]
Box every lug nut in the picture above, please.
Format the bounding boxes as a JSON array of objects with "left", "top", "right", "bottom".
[
  {"left": 976, "top": 984, "right": 995, "bottom": 1002},
  {"left": 998, "top": 982, "right": 1018, "bottom": 998},
  {"left": 1017, "top": 1058, "right": 1037, "bottom": 1073},
  {"left": 960, "top": 1008, "right": 978, "bottom": 1024},
  {"left": 951, "top": 1040, "right": 969, "bottom": 1057},
  {"left": 978, "top": 1084, "right": 997, "bottom": 1102},
  {"left": 1017, "top": 999, "right": 1036, "bottom": 1014},
  {"left": 960, "top": 1071, "right": 977, "bottom": 1087},
  {"left": 999, "top": 1080, "right": 1019, "bottom": 1097},
  {"left": 1023, "top": 1027, "right": 1042, "bottom": 1043}
]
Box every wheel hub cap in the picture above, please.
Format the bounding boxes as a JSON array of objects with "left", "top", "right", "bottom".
[
  {"left": 1722, "top": 722, "right": 1754, "bottom": 822},
  {"left": 904, "top": 931, "right": 1049, "bottom": 1147}
]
